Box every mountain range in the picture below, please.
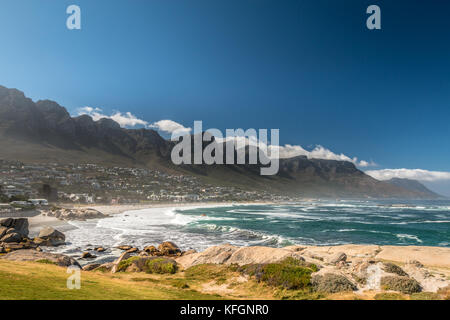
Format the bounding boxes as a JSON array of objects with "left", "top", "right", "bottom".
[{"left": 0, "top": 85, "right": 442, "bottom": 199}]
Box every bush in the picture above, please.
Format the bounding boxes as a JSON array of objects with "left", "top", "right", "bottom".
[
  {"left": 374, "top": 293, "right": 406, "bottom": 300},
  {"left": 311, "top": 273, "right": 357, "bottom": 293},
  {"left": 410, "top": 292, "right": 441, "bottom": 300},
  {"left": 117, "top": 256, "right": 178, "bottom": 274},
  {"left": 117, "top": 256, "right": 141, "bottom": 272},
  {"left": 239, "top": 258, "right": 317, "bottom": 290},
  {"left": 145, "top": 257, "right": 178, "bottom": 274},
  {"left": 383, "top": 262, "right": 408, "bottom": 276},
  {"left": 380, "top": 276, "right": 421, "bottom": 294}
]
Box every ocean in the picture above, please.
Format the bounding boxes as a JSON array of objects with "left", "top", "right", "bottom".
[{"left": 53, "top": 200, "right": 450, "bottom": 263}]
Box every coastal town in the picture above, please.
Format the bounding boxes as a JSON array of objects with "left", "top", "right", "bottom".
[{"left": 0, "top": 159, "right": 290, "bottom": 213}]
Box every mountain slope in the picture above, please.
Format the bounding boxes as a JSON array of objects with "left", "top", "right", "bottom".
[
  {"left": 0, "top": 85, "right": 438, "bottom": 199},
  {"left": 386, "top": 178, "right": 443, "bottom": 199}
]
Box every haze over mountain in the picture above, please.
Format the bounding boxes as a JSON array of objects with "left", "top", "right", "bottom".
[
  {"left": 385, "top": 178, "right": 443, "bottom": 199},
  {"left": 0, "top": 85, "right": 440, "bottom": 199}
]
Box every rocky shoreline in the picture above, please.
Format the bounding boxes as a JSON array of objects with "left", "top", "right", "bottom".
[{"left": 1, "top": 217, "right": 449, "bottom": 298}]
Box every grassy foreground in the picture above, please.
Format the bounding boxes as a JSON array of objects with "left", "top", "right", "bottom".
[
  {"left": 1, "top": 259, "right": 448, "bottom": 300},
  {"left": 0, "top": 260, "right": 221, "bottom": 300}
]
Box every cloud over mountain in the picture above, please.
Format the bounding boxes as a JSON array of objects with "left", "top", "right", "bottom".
[
  {"left": 77, "top": 107, "right": 148, "bottom": 128},
  {"left": 149, "top": 120, "right": 192, "bottom": 136},
  {"left": 366, "top": 168, "right": 450, "bottom": 182}
]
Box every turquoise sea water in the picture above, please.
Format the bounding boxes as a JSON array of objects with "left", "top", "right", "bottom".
[
  {"left": 56, "top": 200, "right": 450, "bottom": 261},
  {"left": 173, "top": 200, "right": 450, "bottom": 248}
]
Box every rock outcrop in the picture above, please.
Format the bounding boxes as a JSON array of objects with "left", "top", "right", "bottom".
[
  {"left": 42, "top": 208, "right": 108, "bottom": 221},
  {"left": 0, "top": 249, "right": 80, "bottom": 267},
  {"left": 33, "top": 227, "right": 65, "bottom": 246},
  {"left": 175, "top": 244, "right": 450, "bottom": 294}
]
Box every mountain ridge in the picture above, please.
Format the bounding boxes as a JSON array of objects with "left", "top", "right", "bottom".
[{"left": 0, "top": 85, "right": 439, "bottom": 199}]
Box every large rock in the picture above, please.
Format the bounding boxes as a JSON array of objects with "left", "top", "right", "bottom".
[
  {"left": 0, "top": 218, "right": 29, "bottom": 238},
  {"left": 176, "top": 244, "right": 238, "bottom": 268},
  {"left": 0, "top": 218, "right": 14, "bottom": 228},
  {"left": 82, "top": 263, "right": 101, "bottom": 271},
  {"left": 0, "top": 226, "right": 8, "bottom": 238},
  {"left": 34, "top": 227, "right": 65, "bottom": 246},
  {"left": 0, "top": 232, "right": 22, "bottom": 243},
  {"left": 226, "top": 246, "right": 305, "bottom": 266},
  {"left": 176, "top": 244, "right": 306, "bottom": 269},
  {"left": 328, "top": 252, "right": 347, "bottom": 265},
  {"left": 0, "top": 249, "right": 80, "bottom": 267},
  {"left": 44, "top": 208, "right": 108, "bottom": 221},
  {"left": 158, "top": 241, "right": 181, "bottom": 256},
  {"left": 10, "top": 218, "right": 29, "bottom": 237},
  {"left": 111, "top": 251, "right": 132, "bottom": 273},
  {"left": 144, "top": 245, "right": 160, "bottom": 255}
]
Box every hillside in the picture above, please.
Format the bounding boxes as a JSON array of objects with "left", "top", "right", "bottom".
[
  {"left": 386, "top": 178, "right": 443, "bottom": 199},
  {"left": 0, "top": 85, "right": 438, "bottom": 199}
]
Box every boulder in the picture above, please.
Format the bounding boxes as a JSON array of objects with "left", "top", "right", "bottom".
[
  {"left": 0, "top": 226, "right": 8, "bottom": 238},
  {"left": 94, "top": 262, "right": 114, "bottom": 272},
  {"left": 82, "top": 263, "right": 101, "bottom": 271},
  {"left": 126, "top": 247, "right": 139, "bottom": 253},
  {"left": 3, "top": 242, "right": 34, "bottom": 251},
  {"left": 117, "top": 245, "right": 132, "bottom": 251},
  {"left": 95, "top": 247, "right": 106, "bottom": 252},
  {"left": 35, "top": 227, "right": 65, "bottom": 246},
  {"left": 0, "top": 249, "right": 80, "bottom": 267},
  {"left": 11, "top": 218, "right": 29, "bottom": 237},
  {"left": 0, "top": 218, "right": 29, "bottom": 237},
  {"left": 158, "top": 241, "right": 181, "bottom": 256},
  {"left": 0, "top": 218, "right": 14, "bottom": 228},
  {"left": 176, "top": 244, "right": 239, "bottom": 268},
  {"left": 226, "top": 246, "right": 305, "bottom": 266},
  {"left": 111, "top": 251, "right": 132, "bottom": 273},
  {"left": 0, "top": 232, "right": 22, "bottom": 243},
  {"left": 144, "top": 245, "right": 160, "bottom": 255},
  {"left": 328, "top": 252, "right": 347, "bottom": 265},
  {"left": 81, "top": 252, "right": 96, "bottom": 259}
]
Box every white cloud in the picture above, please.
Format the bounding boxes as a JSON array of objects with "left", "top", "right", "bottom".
[
  {"left": 213, "top": 136, "right": 375, "bottom": 168},
  {"left": 149, "top": 120, "right": 192, "bottom": 136},
  {"left": 366, "top": 169, "right": 450, "bottom": 182},
  {"left": 77, "top": 107, "right": 148, "bottom": 128},
  {"left": 269, "top": 144, "right": 376, "bottom": 167}
]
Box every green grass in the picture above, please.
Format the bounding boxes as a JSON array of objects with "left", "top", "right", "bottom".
[
  {"left": 35, "top": 259, "right": 57, "bottom": 265},
  {"left": 0, "top": 260, "right": 221, "bottom": 300}
]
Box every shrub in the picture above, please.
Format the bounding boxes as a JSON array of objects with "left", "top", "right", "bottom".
[
  {"left": 185, "top": 264, "right": 229, "bottom": 280},
  {"left": 374, "top": 293, "right": 406, "bottom": 300},
  {"left": 410, "top": 292, "right": 441, "bottom": 300},
  {"left": 145, "top": 257, "right": 177, "bottom": 274},
  {"left": 380, "top": 276, "right": 421, "bottom": 294},
  {"left": 117, "top": 256, "right": 141, "bottom": 272},
  {"left": 239, "top": 258, "right": 317, "bottom": 290},
  {"left": 311, "top": 273, "right": 357, "bottom": 293},
  {"left": 383, "top": 262, "right": 408, "bottom": 276}
]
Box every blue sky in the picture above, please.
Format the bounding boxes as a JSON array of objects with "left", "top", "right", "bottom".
[{"left": 1, "top": 0, "right": 450, "bottom": 195}]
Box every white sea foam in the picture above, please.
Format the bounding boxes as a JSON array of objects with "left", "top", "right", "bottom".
[{"left": 395, "top": 233, "right": 423, "bottom": 243}]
